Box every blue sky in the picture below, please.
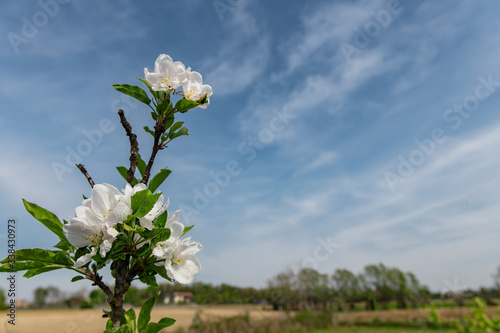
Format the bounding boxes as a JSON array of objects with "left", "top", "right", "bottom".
[{"left": 1, "top": 0, "right": 500, "bottom": 302}]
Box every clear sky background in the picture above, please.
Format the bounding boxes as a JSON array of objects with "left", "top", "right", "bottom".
[{"left": 1, "top": 0, "right": 500, "bottom": 302}]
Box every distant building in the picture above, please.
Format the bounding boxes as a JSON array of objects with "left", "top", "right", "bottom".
[
  {"left": 16, "top": 300, "right": 29, "bottom": 308},
  {"left": 164, "top": 291, "right": 194, "bottom": 304}
]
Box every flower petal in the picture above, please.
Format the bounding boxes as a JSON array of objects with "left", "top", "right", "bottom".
[
  {"left": 166, "top": 210, "right": 181, "bottom": 227},
  {"left": 169, "top": 222, "right": 184, "bottom": 240},
  {"left": 139, "top": 216, "right": 154, "bottom": 230},
  {"left": 107, "top": 201, "right": 131, "bottom": 225},
  {"left": 63, "top": 219, "right": 97, "bottom": 248},
  {"left": 91, "top": 183, "right": 120, "bottom": 217},
  {"left": 75, "top": 252, "right": 93, "bottom": 267}
]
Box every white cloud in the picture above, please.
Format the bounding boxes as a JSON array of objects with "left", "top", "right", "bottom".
[
  {"left": 282, "top": 0, "right": 386, "bottom": 73},
  {"left": 205, "top": 36, "right": 270, "bottom": 96},
  {"left": 303, "top": 151, "right": 338, "bottom": 171}
]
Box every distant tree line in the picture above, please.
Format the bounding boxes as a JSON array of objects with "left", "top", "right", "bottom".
[
  {"left": 6, "top": 263, "right": 499, "bottom": 310},
  {"left": 123, "top": 263, "right": 449, "bottom": 310},
  {"left": 266, "top": 263, "right": 431, "bottom": 312}
]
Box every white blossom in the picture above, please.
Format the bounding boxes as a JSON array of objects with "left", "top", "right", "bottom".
[
  {"left": 164, "top": 237, "right": 202, "bottom": 284},
  {"left": 182, "top": 71, "right": 213, "bottom": 109},
  {"left": 63, "top": 206, "right": 119, "bottom": 266},
  {"left": 83, "top": 183, "right": 132, "bottom": 227},
  {"left": 144, "top": 54, "right": 189, "bottom": 91}
]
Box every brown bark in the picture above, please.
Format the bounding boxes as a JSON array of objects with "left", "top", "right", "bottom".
[
  {"left": 110, "top": 255, "right": 130, "bottom": 328},
  {"left": 141, "top": 120, "right": 165, "bottom": 185},
  {"left": 118, "top": 109, "right": 139, "bottom": 186},
  {"left": 76, "top": 164, "right": 95, "bottom": 188}
]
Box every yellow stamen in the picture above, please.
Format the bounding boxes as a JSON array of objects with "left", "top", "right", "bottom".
[
  {"left": 185, "top": 88, "right": 196, "bottom": 100},
  {"left": 173, "top": 257, "right": 185, "bottom": 267},
  {"left": 84, "top": 233, "right": 100, "bottom": 247},
  {"left": 102, "top": 209, "right": 112, "bottom": 218}
]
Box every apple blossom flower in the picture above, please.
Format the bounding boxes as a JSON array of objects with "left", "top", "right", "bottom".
[
  {"left": 152, "top": 221, "right": 185, "bottom": 259},
  {"left": 163, "top": 237, "right": 202, "bottom": 284},
  {"left": 151, "top": 214, "right": 203, "bottom": 284},
  {"left": 84, "top": 183, "right": 132, "bottom": 227},
  {"left": 63, "top": 206, "right": 120, "bottom": 266},
  {"left": 144, "top": 54, "right": 189, "bottom": 91},
  {"left": 182, "top": 71, "right": 213, "bottom": 109},
  {"left": 62, "top": 183, "right": 131, "bottom": 266}
]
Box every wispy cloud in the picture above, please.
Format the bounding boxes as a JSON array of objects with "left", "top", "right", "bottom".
[{"left": 205, "top": 36, "right": 270, "bottom": 96}]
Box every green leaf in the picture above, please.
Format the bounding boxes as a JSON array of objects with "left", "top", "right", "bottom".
[
  {"left": 123, "top": 308, "right": 137, "bottom": 332},
  {"left": 137, "top": 154, "right": 147, "bottom": 178},
  {"left": 0, "top": 261, "right": 65, "bottom": 273},
  {"left": 92, "top": 251, "right": 109, "bottom": 264},
  {"left": 105, "top": 240, "right": 127, "bottom": 262},
  {"left": 1, "top": 249, "right": 73, "bottom": 266},
  {"left": 137, "top": 77, "right": 159, "bottom": 102},
  {"left": 134, "top": 244, "right": 150, "bottom": 257},
  {"left": 138, "top": 292, "right": 160, "bottom": 333},
  {"left": 71, "top": 276, "right": 85, "bottom": 282},
  {"left": 143, "top": 319, "right": 176, "bottom": 333},
  {"left": 112, "top": 84, "right": 151, "bottom": 105},
  {"left": 23, "top": 200, "right": 69, "bottom": 247},
  {"left": 0, "top": 248, "right": 75, "bottom": 276},
  {"left": 168, "top": 127, "right": 189, "bottom": 140},
  {"left": 148, "top": 168, "right": 172, "bottom": 193},
  {"left": 152, "top": 210, "right": 168, "bottom": 228},
  {"left": 24, "top": 265, "right": 70, "bottom": 278},
  {"left": 131, "top": 189, "right": 150, "bottom": 212},
  {"left": 163, "top": 113, "right": 175, "bottom": 130},
  {"left": 182, "top": 225, "right": 194, "bottom": 236},
  {"left": 116, "top": 166, "right": 128, "bottom": 181},
  {"left": 116, "top": 326, "right": 134, "bottom": 333},
  {"left": 105, "top": 318, "right": 114, "bottom": 330},
  {"left": 158, "top": 317, "right": 176, "bottom": 327},
  {"left": 157, "top": 99, "right": 173, "bottom": 116},
  {"left": 168, "top": 121, "right": 183, "bottom": 134},
  {"left": 150, "top": 265, "right": 172, "bottom": 282},
  {"left": 117, "top": 166, "right": 140, "bottom": 185},
  {"left": 144, "top": 126, "right": 155, "bottom": 137},
  {"left": 175, "top": 98, "right": 199, "bottom": 113},
  {"left": 133, "top": 192, "right": 162, "bottom": 218},
  {"left": 148, "top": 228, "right": 171, "bottom": 246},
  {"left": 138, "top": 272, "right": 158, "bottom": 287},
  {"left": 54, "top": 239, "right": 73, "bottom": 251}
]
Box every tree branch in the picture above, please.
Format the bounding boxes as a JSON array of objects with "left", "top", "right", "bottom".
[
  {"left": 141, "top": 120, "right": 165, "bottom": 185},
  {"left": 111, "top": 255, "right": 131, "bottom": 328},
  {"left": 76, "top": 164, "right": 95, "bottom": 188},
  {"left": 91, "top": 272, "right": 119, "bottom": 316},
  {"left": 118, "top": 110, "right": 139, "bottom": 186}
]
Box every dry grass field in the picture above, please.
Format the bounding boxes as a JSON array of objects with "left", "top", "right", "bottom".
[
  {"left": 2, "top": 304, "right": 499, "bottom": 333},
  {"left": 2, "top": 304, "right": 281, "bottom": 333}
]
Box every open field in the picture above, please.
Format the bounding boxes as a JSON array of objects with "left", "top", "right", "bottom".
[
  {"left": 2, "top": 304, "right": 499, "bottom": 332},
  {"left": 300, "top": 329, "right": 450, "bottom": 333},
  {"left": 2, "top": 304, "right": 281, "bottom": 333}
]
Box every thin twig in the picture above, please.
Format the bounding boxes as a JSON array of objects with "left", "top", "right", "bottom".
[
  {"left": 76, "top": 164, "right": 95, "bottom": 188},
  {"left": 141, "top": 120, "right": 165, "bottom": 185},
  {"left": 92, "top": 272, "right": 117, "bottom": 305},
  {"left": 118, "top": 110, "right": 139, "bottom": 186}
]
